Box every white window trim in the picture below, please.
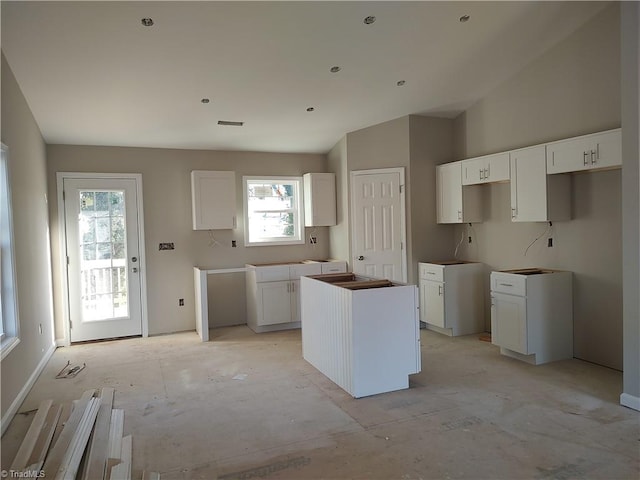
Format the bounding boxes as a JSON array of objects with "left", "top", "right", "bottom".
[
  {"left": 1, "top": 143, "right": 21, "bottom": 360},
  {"left": 243, "top": 176, "right": 305, "bottom": 247}
]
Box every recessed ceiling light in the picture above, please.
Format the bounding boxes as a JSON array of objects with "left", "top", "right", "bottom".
[
  {"left": 363, "top": 16, "right": 376, "bottom": 25},
  {"left": 397, "top": 80, "right": 406, "bottom": 87},
  {"left": 330, "top": 66, "right": 341, "bottom": 73},
  {"left": 141, "top": 18, "right": 154, "bottom": 27},
  {"left": 201, "top": 98, "right": 210, "bottom": 104},
  {"left": 306, "top": 107, "right": 315, "bottom": 112},
  {"left": 217, "top": 120, "right": 244, "bottom": 127},
  {"left": 459, "top": 15, "right": 470, "bottom": 23}
]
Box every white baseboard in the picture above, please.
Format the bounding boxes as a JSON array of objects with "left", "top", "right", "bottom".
[
  {"left": 1, "top": 342, "right": 56, "bottom": 435},
  {"left": 620, "top": 393, "right": 640, "bottom": 411}
]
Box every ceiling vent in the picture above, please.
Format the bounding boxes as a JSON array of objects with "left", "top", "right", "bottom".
[{"left": 217, "top": 121, "right": 244, "bottom": 127}]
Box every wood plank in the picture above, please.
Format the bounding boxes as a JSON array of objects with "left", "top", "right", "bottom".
[
  {"left": 10, "top": 399, "right": 54, "bottom": 470},
  {"left": 333, "top": 279, "right": 393, "bottom": 290},
  {"left": 42, "top": 396, "right": 93, "bottom": 477},
  {"left": 82, "top": 387, "right": 115, "bottom": 480},
  {"left": 25, "top": 404, "right": 63, "bottom": 470},
  {"left": 59, "top": 397, "right": 102, "bottom": 480},
  {"left": 109, "top": 462, "right": 130, "bottom": 480},
  {"left": 308, "top": 273, "right": 356, "bottom": 283},
  {"left": 51, "top": 403, "right": 72, "bottom": 449},
  {"left": 107, "top": 409, "right": 124, "bottom": 460},
  {"left": 120, "top": 435, "right": 132, "bottom": 480}
]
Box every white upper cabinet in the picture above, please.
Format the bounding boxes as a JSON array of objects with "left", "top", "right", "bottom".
[
  {"left": 191, "top": 171, "right": 236, "bottom": 230},
  {"left": 510, "top": 146, "right": 570, "bottom": 222},
  {"left": 462, "top": 152, "right": 510, "bottom": 185},
  {"left": 546, "top": 128, "right": 621, "bottom": 174},
  {"left": 303, "top": 173, "right": 336, "bottom": 227},
  {"left": 436, "top": 162, "right": 482, "bottom": 224}
]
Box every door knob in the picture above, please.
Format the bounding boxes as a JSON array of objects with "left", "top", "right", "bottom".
[
  {"left": 357, "top": 255, "right": 364, "bottom": 261},
  {"left": 131, "top": 257, "right": 138, "bottom": 263}
]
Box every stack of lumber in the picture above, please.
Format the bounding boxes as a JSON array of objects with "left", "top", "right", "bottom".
[{"left": 10, "top": 388, "right": 159, "bottom": 480}]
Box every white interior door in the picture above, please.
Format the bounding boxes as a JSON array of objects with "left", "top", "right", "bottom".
[
  {"left": 351, "top": 169, "right": 406, "bottom": 282},
  {"left": 63, "top": 177, "right": 144, "bottom": 342}
]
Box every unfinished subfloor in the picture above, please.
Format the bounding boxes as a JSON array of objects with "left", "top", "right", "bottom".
[{"left": 2, "top": 326, "right": 638, "bottom": 479}]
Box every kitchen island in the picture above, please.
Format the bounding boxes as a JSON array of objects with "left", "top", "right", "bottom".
[{"left": 301, "top": 273, "right": 421, "bottom": 398}]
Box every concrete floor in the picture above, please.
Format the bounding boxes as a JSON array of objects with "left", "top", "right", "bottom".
[{"left": 1, "top": 326, "right": 638, "bottom": 479}]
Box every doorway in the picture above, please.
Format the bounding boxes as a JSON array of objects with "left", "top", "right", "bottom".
[
  {"left": 58, "top": 173, "right": 147, "bottom": 343},
  {"left": 350, "top": 168, "right": 407, "bottom": 283}
]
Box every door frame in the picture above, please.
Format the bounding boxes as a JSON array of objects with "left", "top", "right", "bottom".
[
  {"left": 349, "top": 167, "right": 408, "bottom": 283},
  {"left": 56, "top": 172, "right": 148, "bottom": 346}
]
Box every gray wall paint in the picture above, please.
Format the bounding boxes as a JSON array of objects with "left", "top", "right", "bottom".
[
  {"left": 1, "top": 54, "right": 56, "bottom": 421},
  {"left": 451, "top": 4, "right": 622, "bottom": 370},
  {"left": 328, "top": 115, "right": 455, "bottom": 285},
  {"left": 621, "top": 1, "right": 640, "bottom": 403},
  {"left": 327, "top": 136, "right": 350, "bottom": 266},
  {"left": 46, "top": 145, "right": 328, "bottom": 340}
]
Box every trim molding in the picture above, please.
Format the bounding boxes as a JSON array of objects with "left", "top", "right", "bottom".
[
  {"left": 620, "top": 393, "right": 640, "bottom": 411},
  {"left": 1, "top": 342, "right": 56, "bottom": 435}
]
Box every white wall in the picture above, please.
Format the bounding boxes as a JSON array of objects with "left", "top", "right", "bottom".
[
  {"left": 46, "top": 145, "right": 328, "bottom": 340},
  {"left": 327, "top": 136, "right": 350, "bottom": 266},
  {"left": 1, "top": 54, "right": 56, "bottom": 426},
  {"left": 451, "top": 4, "right": 622, "bottom": 370}
]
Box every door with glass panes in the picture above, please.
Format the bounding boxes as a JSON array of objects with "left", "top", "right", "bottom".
[{"left": 63, "top": 177, "right": 143, "bottom": 342}]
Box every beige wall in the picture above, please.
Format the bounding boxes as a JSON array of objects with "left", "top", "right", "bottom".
[
  {"left": 408, "top": 115, "right": 456, "bottom": 277},
  {"left": 327, "top": 136, "right": 350, "bottom": 266},
  {"left": 451, "top": 4, "right": 623, "bottom": 370},
  {"left": 328, "top": 115, "right": 455, "bottom": 285},
  {"left": 621, "top": 1, "right": 640, "bottom": 404},
  {"left": 46, "top": 145, "right": 328, "bottom": 340},
  {"left": 1, "top": 54, "right": 56, "bottom": 423}
]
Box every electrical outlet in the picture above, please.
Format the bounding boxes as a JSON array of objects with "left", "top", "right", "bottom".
[
  {"left": 310, "top": 236, "right": 317, "bottom": 244},
  {"left": 159, "top": 242, "right": 175, "bottom": 250},
  {"left": 548, "top": 238, "right": 553, "bottom": 247},
  {"left": 179, "top": 298, "right": 184, "bottom": 306}
]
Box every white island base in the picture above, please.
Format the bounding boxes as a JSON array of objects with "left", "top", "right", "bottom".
[{"left": 301, "top": 273, "right": 422, "bottom": 398}]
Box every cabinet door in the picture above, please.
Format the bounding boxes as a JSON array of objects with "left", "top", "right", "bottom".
[
  {"left": 257, "top": 281, "right": 292, "bottom": 326},
  {"left": 486, "top": 153, "right": 510, "bottom": 182},
  {"left": 510, "top": 146, "right": 548, "bottom": 222},
  {"left": 191, "top": 171, "right": 236, "bottom": 230},
  {"left": 423, "top": 281, "right": 445, "bottom": 328},
  {"left": 461, "top": 158, "right": 485, "bottom": 185},
  {"left": 303, "top": 173, "right": 336, "bottom": 226},
  {"left": 546, "top": 130, "right": 621, "bottom": 174},
  {"left": 492, "top": 293, "right": 527, "bottom": 354},
  {"left": 291, "top": 280, "right": 301, "bottom": 323},
  {"left": 436, "top": 163, "right": 463, "bottom": 223}
]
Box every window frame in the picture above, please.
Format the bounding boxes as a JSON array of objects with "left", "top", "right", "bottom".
[
  {"left": 243, "top": 176, "right": 305, "bottom": 247},
  {"left": 1, "top": 143, "right": 21, "bottom": 360}
]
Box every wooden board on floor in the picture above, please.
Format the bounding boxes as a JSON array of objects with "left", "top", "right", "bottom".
[
  {"left": 59, "top": 397, "right": 102, "bottom": 480},
  {"left": 82, "top": 388, "right": 115, "bottom": 480},
  {"left": 25, "top": 404, "right": 63, "bottom": 471},
  {"left": 51, "top": 402, "right": 73, "bottom": 449},
  {"left": 10, "top": 399, "right": 53, "bottom": 470}
]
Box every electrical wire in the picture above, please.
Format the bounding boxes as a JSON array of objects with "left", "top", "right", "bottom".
[
  {"left": 524, "top": 222, "right": 552, "bottom": 256},
  {"left": 453, "top": 227, "right": 465, "bottom": 259},
  {"left": 208, "top": 230, "right": 223, "bottom": 248}
]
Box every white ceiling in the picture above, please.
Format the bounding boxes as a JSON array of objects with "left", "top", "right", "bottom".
[{"left": 2, "top": 1, "right": 608, "bottom": 154}]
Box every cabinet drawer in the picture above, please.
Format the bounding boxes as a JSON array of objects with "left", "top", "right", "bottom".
[
  {"left": 491, "top": 272, "right": 526, "bottom": 296},
  {"left": 419, "top": 263, "right": 444, "bottom": 282},
  {"left": 321, "top": 261, "right": 347, "bottom": 274},
  {"left": 254, "top": 265, "right": 291, "bottom": 282}
]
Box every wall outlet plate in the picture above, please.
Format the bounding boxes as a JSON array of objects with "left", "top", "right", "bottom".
[{"left": 159, "top": 242, "right": 175, "bottom": 250}]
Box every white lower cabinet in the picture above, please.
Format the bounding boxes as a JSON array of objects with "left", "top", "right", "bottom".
[
  {"left": 246, "top": 261, "right": 346, "bottom": 332},
  {"left": 418, "top": 261, "right": 485, "bottom": 336},
  {"left": 490, "top": 269, "right": 572, "bottom": 365}
]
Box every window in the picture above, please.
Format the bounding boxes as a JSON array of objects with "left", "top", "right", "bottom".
[
  {"left": 1, "top": 144, "right": 20, "bottom": 359},
  {"left": 243, "top": 176, "right": 304, "bottom": 246}
]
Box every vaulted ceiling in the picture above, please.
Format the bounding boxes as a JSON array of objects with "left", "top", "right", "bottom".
[{"left": 1, "top": 1, "right": 608, "bottom": 153}]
